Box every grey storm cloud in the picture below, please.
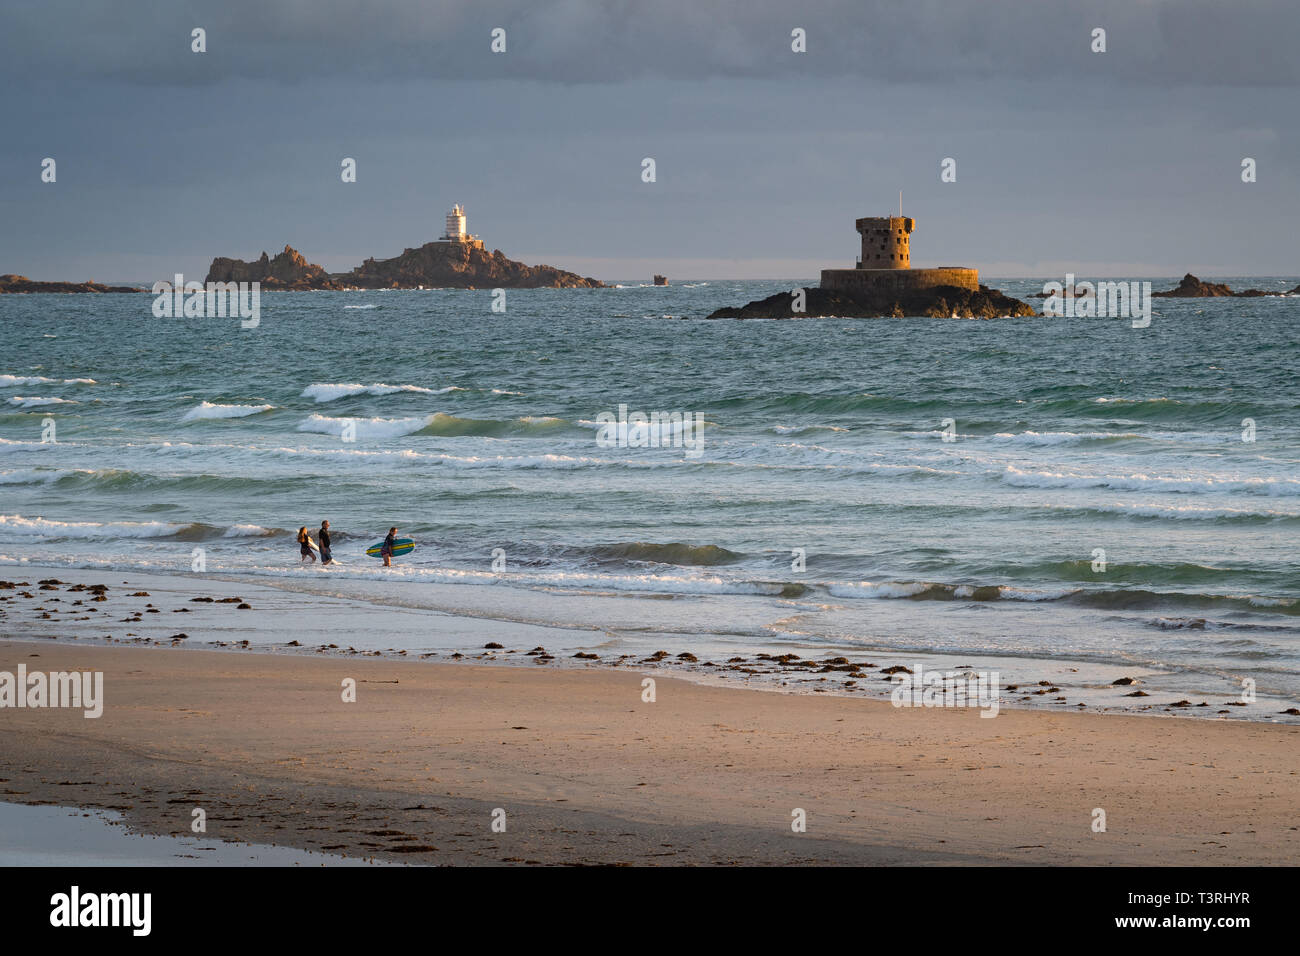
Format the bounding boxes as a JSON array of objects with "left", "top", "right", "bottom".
[{"left": 3, "top": 0, "right": 1299, "bottom": 88}]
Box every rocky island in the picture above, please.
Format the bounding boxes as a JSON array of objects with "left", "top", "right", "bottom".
[
  {"left": 1152, "top": 273, "right": 1300, "bottom": 298},
  {"left": 0, "top": 274, "right": 143, "bottom": 294},
  {"left": 705, "top": 214, "right": 1034, "bottom": 319},
  {"left": 707, "top": 284, "right": 1034, "bottom": 319},
  {"left": 205, "top": 204, "right": 602, "bottom": 291}
]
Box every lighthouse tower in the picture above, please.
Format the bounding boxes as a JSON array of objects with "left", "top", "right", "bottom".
[
  {"left": 437, "top": 203, "right": 484, "bottom": 249},
  {"left": 443, "top": 204, "right": 467, "bottom": 242}
]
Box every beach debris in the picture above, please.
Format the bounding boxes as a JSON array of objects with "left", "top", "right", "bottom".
[
  {"left": 676, "top": 652, "right": 698, "bottom": 662},
  {"left": 128, "top": 591, "right": 150, "bottom": 597},
  {"left": 190, "top": 597, "right": 214, "bottom": 602},
  {"left": 1125, "top": 691, "right": 1149, "bottom": 697},
  {"left": 484, "top": 642, "right": 503, "bottom": 649},
  {"left": 573, "top": 652, "right": 598, "bottom": 659},
  {"left": 880, "top": 665, "right": 912, "bottom": 675},
  {"left": 1281, "top": 708, "right": 1300, "bottom": 716},
  {"left": 1112, "top": 677, "right": 1140, "bottom": 685}
]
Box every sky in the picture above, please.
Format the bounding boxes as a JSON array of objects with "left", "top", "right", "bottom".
[{"left": 2, "top": 0, "right": 1298, "bottom": 282}]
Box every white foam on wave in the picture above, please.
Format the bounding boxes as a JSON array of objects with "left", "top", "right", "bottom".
[
  {"left": 1247, "top": 595, "right": 1294, "bottom": 608},
  {"left": 7, "top": 396, "right": 74, "bottom": 408},
  {"left": 0, "top": 514, "right": 181, "bottom": 539},
  {"left": 297, "top": 413, "right": 432, "bottom": 440},
  {"left": 140, "top": 438, "right": 630, "bottom": 470},
  {"left": 770, "top": 424, "right": 850, "bottom": 435},
  {"left": 1003, "top": 464, "right": 1300, "bottom": 496},
  {"left": 215, "top": 562, "right": 791, "bottom": 598},
  {"left": 342, "top": 304, "right": 378, "bottom": 310},
  {"left": 181, "top": 401, "right": 274, "bottom": 421},
  {"left": 577, "top": 417, "right": 708, "bottom": 442},
  {"left": 827, "top": 580, "right": 1078, "bottom": 601},
  {"left": 1085, "top": 501, "right": 1300, "bottom": 521},
  {"left": 302, "top": 383, "right": 458, "bottom": 402},
  {"left": 223, "top": 524, "right": 274, "bottom": 537},
  {"left": 1, "top": 375, "right": 96, "bottom": 387},
  {"left": 827, "top": 581, "right": 933, "bottom": 599}
]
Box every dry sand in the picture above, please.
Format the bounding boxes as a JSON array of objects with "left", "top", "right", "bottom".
[{"left": 1, "top": 639, "right": 1296, "bottom": 865}]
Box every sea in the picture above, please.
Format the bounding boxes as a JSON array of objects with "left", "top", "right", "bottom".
[{"left": 2, "top": 278, "right": 1298, "bottom": 714}]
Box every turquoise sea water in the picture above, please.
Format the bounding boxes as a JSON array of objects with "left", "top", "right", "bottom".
[{"left": 2, "top": 279, "right": 1298, "bottom": 706}]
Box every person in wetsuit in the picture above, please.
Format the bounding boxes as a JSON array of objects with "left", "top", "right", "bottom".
[
  {"left": 381, "top": 526, "right": 397, "bottom": 568},
  {"left": 319, "top": 520, "right": 332, "bottom": 565},
  {"left": 297, "top": 526, "right": 317, "bottom": 564}
]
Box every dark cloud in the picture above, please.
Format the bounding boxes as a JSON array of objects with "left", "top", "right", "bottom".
[
  {"left": 3, "top": 0, "right": 1298, "bottom": 88},
  {"left": 1, "top": 2, "right": 1297, "bottom": 281}
]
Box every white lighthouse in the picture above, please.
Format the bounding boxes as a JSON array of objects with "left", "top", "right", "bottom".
[{"left": 443, "top": 204, "right": 467, "bottom": 242}]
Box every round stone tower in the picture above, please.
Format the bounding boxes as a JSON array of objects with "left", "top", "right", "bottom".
[
  {"left": 820, "top": 213, "right": 978, "bottom": 295},
  {"left": 857, "top": 216, "right": 913, "bottom": 269}
]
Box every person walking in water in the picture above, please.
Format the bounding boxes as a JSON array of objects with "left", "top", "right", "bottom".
[
  {"left": 381, "top": 526, "right": 398, "bottom": 568},
  {"left": 319, "top": 520, "right": 333, "bottom": 565},
  {"left": 297, "top": 526, "right": 317, "bottom": 564}
]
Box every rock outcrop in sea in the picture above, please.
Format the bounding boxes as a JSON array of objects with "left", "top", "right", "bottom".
[
  {"left": 704, "top": 284, "right": 1036, "bottom": 320},
  {"left": 1152, "top": 273, "right": 1300, "bottom": 297},
  {"left": 205, "top": 246, "right": 341, "bottom": 291},
  {"left": 204, "top": 242, "right": 603, "bottom": 290},
  {"left": 1152, "top": 273, "right": 1235, "bottom": 297},
  {"left": 0, "top": 274, "right": 142, "bottom": 294}
]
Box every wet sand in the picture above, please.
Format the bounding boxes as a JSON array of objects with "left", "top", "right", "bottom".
[{"left": 2, "top": 638, "right": 1297, "bottom": 865}]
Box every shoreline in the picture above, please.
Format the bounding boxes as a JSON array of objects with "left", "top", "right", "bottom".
[
  {"left": 2, "top": 638, "right": 1296, "bottom": 865},
  {"left": 1, "top": 563, "right": 1296, "bottom": 724}
]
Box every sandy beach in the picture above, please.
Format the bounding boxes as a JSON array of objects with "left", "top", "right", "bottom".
[{"left": 2, "top": 568, "right": 1296, "bottom": 865}]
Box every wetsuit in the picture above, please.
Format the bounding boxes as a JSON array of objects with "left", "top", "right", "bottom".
[{"left": 319, "top": 527, "right": 332, "bottom": 564}]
